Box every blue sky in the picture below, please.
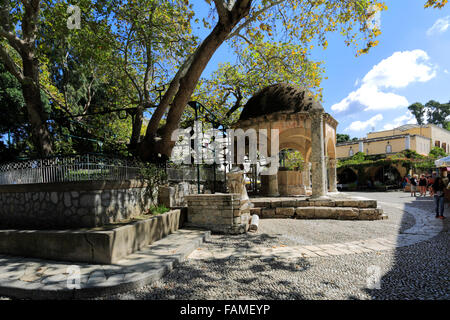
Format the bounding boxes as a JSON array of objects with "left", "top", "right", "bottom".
[{"left": 193, "top": 0, "right": 450, "bottom": 138}]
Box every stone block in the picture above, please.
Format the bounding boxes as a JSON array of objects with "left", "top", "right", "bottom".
[
  {"left": 0, "top": 209, "right": 182, "bottom": 264},
  {"left": 261, "top": 208, "right": 276, "bottom": 218},
  {"left": 281, "top": 200, "right": 299, "bottom": 207},
  {"left": 314, "top": 207, "right": 338, "bottom": 219},
  {"left": 359, "top": 208, "right": 384, "bottom": 220},
  {"left": 252, "top": 201, "right": 271, "bottom": 208},
  {"left": 357, "top": 200, "right": 377, "bottom": 208},
  {"left": 309, "top": 200, "right": 335, "bottom": 207},
  {"left": 295, "top": 207, "right": 315, "bottom": 218},
  {"left": 275, "top": 207, "right": 295, "bottom": 217},
  {"left": 334, "top": 199, "right": 377, "bottom": 208},
  {"left": 336, "top": 208, "right": 359, "bottom": 220},
  {"left": 270, "top": 200, "right": 283, "bottom": 208},
  {"left": 295, "top": 200, "right": 311, "bottom": 207}
]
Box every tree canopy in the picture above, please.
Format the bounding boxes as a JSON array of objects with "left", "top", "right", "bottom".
[
  {"left": 0, "top": 0, "right": 447, "bottom": 161},
  {"left": 408, "top": 100, "right": 450, "bottom": 129}
]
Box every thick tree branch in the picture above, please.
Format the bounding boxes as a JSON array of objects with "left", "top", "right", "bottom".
[
  {"left": 0, "top": 43, "right": 25, "bottom": 83},
  {"left": 226, "top": 0, "right": 284, "bottom": 40},
  {"left": 213, "top": 0, "right": 230, "bottom": 19},
  {"left": 0, "top": 28, "right": 27, "bottom": 53}
]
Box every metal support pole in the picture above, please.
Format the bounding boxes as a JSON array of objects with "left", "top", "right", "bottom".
[{"left": 195, "top": 106, "right": 200, "bottom": 194}]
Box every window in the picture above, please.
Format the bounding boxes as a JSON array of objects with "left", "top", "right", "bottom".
[
  {"left": 443, "top": 143, "right": 447, "bottom": 152},
  {"left": 435, "top": 141, "right": 440, "bottom": 148},
  {"left": 349, "top": 148, "right": 354, "bottom": 156},
  {"left": 386, "top": 144, "right": 392, "bottom": 153}
]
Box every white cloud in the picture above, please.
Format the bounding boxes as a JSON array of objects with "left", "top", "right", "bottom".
[
  {"left": 382, "top": 112, "right": 417, "bottom": 130},
  {"left": 332, "top": 84, "right": 409, "bottom": 113},
  {"left": 345, "top": 114, "right": 383, "bottom": 132},
  {"left": 331, "top": 50, "right": 436, "bottom": 114},
  {"left": 362, "top": 50, "right": 436, "bottom": 88},
  {"left": 427, "top": 16, "right": 450, "bottom": 36}
]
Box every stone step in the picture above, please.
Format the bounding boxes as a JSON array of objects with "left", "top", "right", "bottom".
[
  {"left": 0, "top": 229, "right": 210, "bottom": 299},
  {"left": 250, "top": 206, "right": 385, "bottom": 220},
  {"left": 251, "top": 198, "right": 378, "bottom": 209}
]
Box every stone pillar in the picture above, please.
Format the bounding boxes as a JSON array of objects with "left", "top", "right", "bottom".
[
  {"left": 310, "top": 111, "right": 328, "bottom": 199},
  {"left": 261, "top": 174, "right": 279, "bottom": 197},
  {"left": 302, "top": 162, "right": 311, "bottom": 190},
  {"left": 328, "top": 158, "right": 338, "bottom": 193}
]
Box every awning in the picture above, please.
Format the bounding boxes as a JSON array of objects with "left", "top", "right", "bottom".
[{"left": 434, "top": 156, "right": 450, "bottom": 167}]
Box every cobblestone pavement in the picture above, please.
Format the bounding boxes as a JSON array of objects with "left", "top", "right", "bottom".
[
  {"left": 99, "top": 192, "right": 449, "bottom": 300},
  {"left": 0, "top": 230, "right": 210, "bottom": 299}
]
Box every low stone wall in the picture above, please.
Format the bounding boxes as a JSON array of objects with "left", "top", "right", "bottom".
[
  {"left": 0, "top": 209, "right": 186, "bottom": 264},
  {"left": 185, "top": 194, "right": 250, "bottom": 234},
  {"left": 277, "top": 171, "right": 306, "bottom": 196},
  {"left": 158, "top": 182, "right": 207, "bottom": 208},
  {"left": 250, "top": 198, "right": 386, "bottom": 220},
  {"left": 0, "top": 180, "right": 153, "bottom": 229}
]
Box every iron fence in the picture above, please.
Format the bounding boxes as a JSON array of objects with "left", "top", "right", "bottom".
[
  {"left": 0, "top": 154, "right": 227, "bottom": 188},
  {"left": 165, "top": 164, "right": 225, "bottom": 182},
  {"left": 0, "top": 154, "right": 142, "bottom": 185}
]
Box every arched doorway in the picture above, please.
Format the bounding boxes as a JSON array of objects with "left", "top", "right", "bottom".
[
  {"left": 337, "top": 168, "right": 358, "bottom": 190},
  {"left": 374, "top": 165, "right": 402, "bottom": 187},
  {"left": 232, "top": 83, "right": 338, "bottom": 198},
  {"left": 278, "top": 148, "right": 307, "bottom": 195}
]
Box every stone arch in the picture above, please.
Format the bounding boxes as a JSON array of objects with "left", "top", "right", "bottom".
[
  {"left": 337, "top": 167, "right": 358, "bottom": 186},
  {"left": 232, "top": 83, "right": 338, "bottom": 197},
  {"left": 326, "top": 137, "right": 336, "bottom": 159},
  {"left": 374, "top": 165, "right": 402, "bottom": 186}
]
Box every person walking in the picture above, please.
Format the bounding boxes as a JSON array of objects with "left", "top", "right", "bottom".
[
  {"left": 402, "top": 176, "right": 408, "bottom": 189},
  {"left": 410, "top": 174, "right": 418, "bottom": 197},
  {"left": 428, "top": 172, "right": 436, "bottom": 197},
  {"left": 431, "top": 177, "right": 446, "bottom": 219},
  {"left": 419, "top": 174, "right": 428, "bottom": 197}
]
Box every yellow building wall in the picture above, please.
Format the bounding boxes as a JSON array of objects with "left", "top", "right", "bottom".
[
  {"left": 363, "top": 137, "right": 404, "bottom": 155},
  {"left": 430, "top": 127, "right": 450, "bottom": 152},
  {"left": 367, "top": 127, "right": 431, "bottom": 139},
  {"left": 365, "top": 125, "right": 450, "bottom": 153},
  {"left": 411, "top": 135, "right": 431, "bottom": 155},
  {"left": 336, "top": 143, "right": 359, "bottom": 158},
  {"left": 336, "top": 137, "right": 406, "bottom": 158}
]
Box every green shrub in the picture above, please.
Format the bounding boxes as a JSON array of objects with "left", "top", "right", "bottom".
[
  {"left": 138, "top": 163, "right": 168, "bottom": 204},
  {"left": 283, "top": 150, "right": 305, "bottom": 171},
  {"left": 148, "top": 205, "right": 169, "bottom": 215}
]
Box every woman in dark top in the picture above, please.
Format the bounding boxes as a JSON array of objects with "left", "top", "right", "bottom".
[
  {"left": 432, "top": 177, "right": 446, "bottom": 219},
  {"left": 419, "top": 174, "right": 428, "bottom": 196},
  {"left": 410, "top": 174, "right": 418, "bottom": 197}
]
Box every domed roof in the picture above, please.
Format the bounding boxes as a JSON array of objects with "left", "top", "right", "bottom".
[{"left": 239, "top": 83, "right": 323, "bottom": 121}]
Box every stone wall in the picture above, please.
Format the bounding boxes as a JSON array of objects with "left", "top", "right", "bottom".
[
  {"left": 185, "top": 194, "right": 250, "bottom": 234},
  {"left": 0, "top": 209, "right": 186, "bottom": 264},
  {"left": 0, "top": 180, "right": 153, "bottom": 229},
  {"left": 158, "top": 182, "right": 207, "bottom": 208},
  {"left": 249, "top": 198, "right": 386, "bottom": 220}
]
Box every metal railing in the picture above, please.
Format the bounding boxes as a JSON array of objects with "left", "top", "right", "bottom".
[
  {"left": 165, "top": 164, "right": 225, "bottom": 182},
  {"left": 0, "top": 154, "right": 142, "bottom": 185}
]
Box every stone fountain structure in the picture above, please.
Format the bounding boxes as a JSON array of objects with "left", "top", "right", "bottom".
[{"left": 185, "top": 83, "right": 386, "bottom": 234}]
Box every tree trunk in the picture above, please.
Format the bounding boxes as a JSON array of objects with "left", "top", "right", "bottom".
[
  {"left": 138, "top": 0, "right": 251, "bottom": 161},
  {"left": 130, "top": 105, "right": 144, "bottom": 149},
  {"left": 0, "top": 0, "right": 53, "bottom": 156},
  {"left": 22, "top": 54, "right": 53, "bottom": 156}
]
